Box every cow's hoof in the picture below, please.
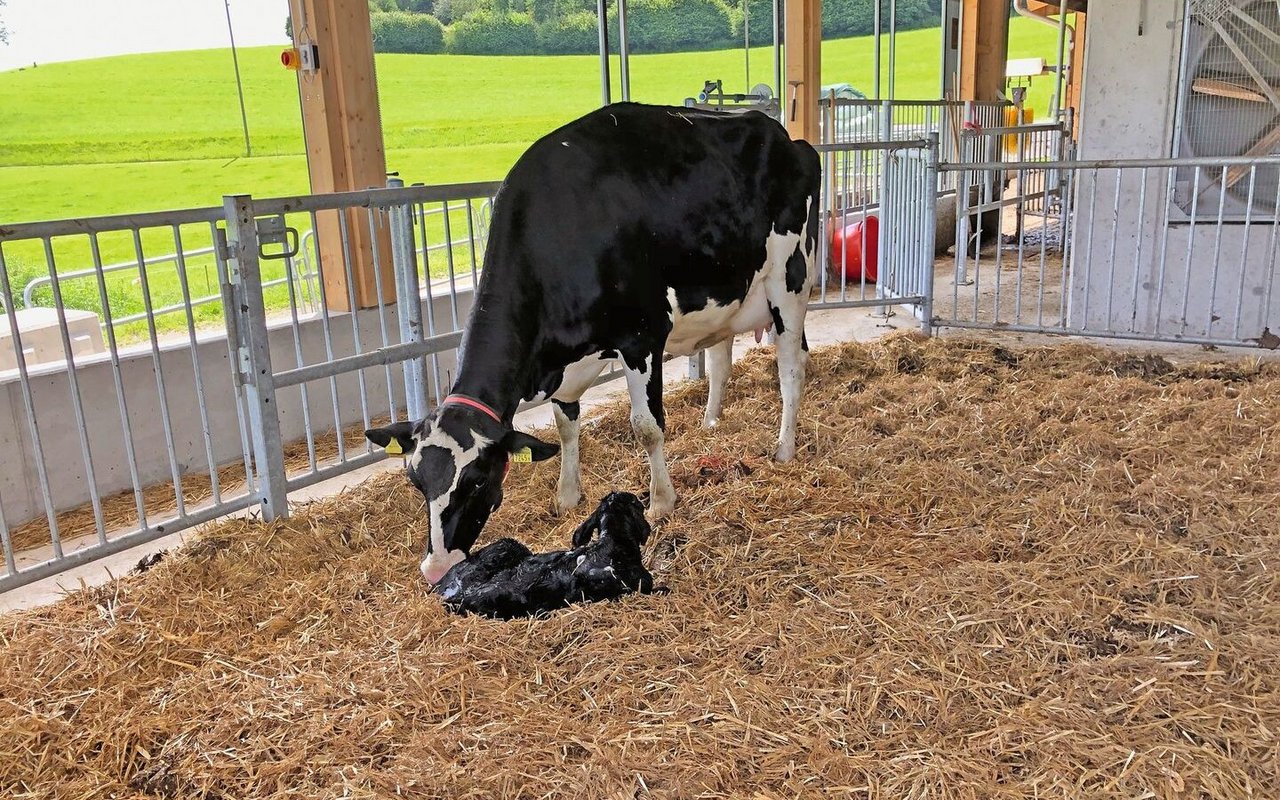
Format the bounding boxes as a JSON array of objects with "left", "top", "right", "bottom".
[
  {"left": 701, "top": 414, "right": 719, "bottom": 429},
  {"left": 645, "top": 497, "right": 676, "bottom": 523},
  {"left": 775, "top": 442, "right": 797, "bottom": 463},
  {"left": 554, "top": 490, "right": 583, "bottom": 516}
]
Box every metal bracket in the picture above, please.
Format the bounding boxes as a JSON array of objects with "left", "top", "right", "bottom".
[{"left": 255, "top": 215, "right": 300, "bottom": 261}]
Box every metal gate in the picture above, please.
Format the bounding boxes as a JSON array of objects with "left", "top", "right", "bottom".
[{"left": 935, "top": 154, "right": 1280, "bottom": 349}]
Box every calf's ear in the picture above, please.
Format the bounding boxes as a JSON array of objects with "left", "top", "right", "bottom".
[
  {"left": 501, "top": 430, "right": 560, "bottom": 463},
  {"left": 365, "top": 421, "right": 418, "bottom": 456}
]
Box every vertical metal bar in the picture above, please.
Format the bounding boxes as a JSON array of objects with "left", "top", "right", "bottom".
[
  {"left": 1103, "top": 170, "right": 1122, "bottom": 331},
  {"left": 365, "top": 207, "right": 399, "bottom": 423},
  {"left": 89, "top": 232, "right": 148, "bottom": 528},
  {"left": 1261, "top": 176, "right": 1280, "bottom": 334},
  {"left": 597, "top": 0, "right": 611, "bottom": 106},
  {"left": 921, "top": 134, "right": 940, "bottom": 333},
  {"left": 212, "top": 221, "right": 258, "bottom": 496},
  {"left": 224, "top": 194, "right": 289, "bottom": 521},
  {"left": 1180, "top": 167, "right": 1203, "bottom": 336},
  {"left": 337, "top": 212, "right": 373, "bottom": 440},
  {"left": 171, "top": 225, "right": 224, "bottom": 504},
  {"left": 304, "top": 211, "right": 346, "bottom": 464},
  {"left": 281, "top": 243, "right": 318, "bottom": 473},
  {"left": 39, "top": 238, "right": 107, "bottom": 545},
  {"left": 618, "top": 0, "right": 631, "bottom": 101},
  {"left": 0, "top": 486, "right": 14, "bottom": 577},
  {"left": 1152, "top": 166, "right": 1177, "bottom": 337},
  {"left": 1129, "top": 168, "right": 1150, "bottom": 333},
  {"left": 0, "top": 245, "right": 64, "bottom": 557},
  {"left": 131, "top": 228, "right": 187, "bottom": 515},
  {"left": 773, "top": 0, "right": 782, "bottom": 105},
  {"left": 1050, "top": 0, "right": 1069, "bottom": 120},
  {"left": 1206, "top": 165, "right": 1229, "bottom": 336},
  {"left": 441, "top": 201, "right": 462, "bottom": 329},
  {"left": 888, "top": 0, "right": 897, "bottom": 101},
  {"left": 389, "top": 177, "right": 427, "bottom": 421},
  {"left": 416, "top": 202, "right": 446, "bottom": 406},
  {"left": 1080, "top": 172, "right": 1100, "bottom": 328},
  {"left": 873, "top": 0, "right": 882, "bottom": 99},
  {"left": 1231, "top": 167, "right": 1257, "bottom": 342}
]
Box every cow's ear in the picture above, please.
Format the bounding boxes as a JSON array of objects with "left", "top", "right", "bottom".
[
  {"left": 501, "top": 430, "right": 560, "bottom": 463},
  {"left": 366, "top": 422, "right": 417, "bottom": 456}
]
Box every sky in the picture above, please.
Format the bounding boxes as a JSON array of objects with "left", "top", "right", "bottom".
[{"left": 0, "top": 0, "right": 291, "bottom": 71}]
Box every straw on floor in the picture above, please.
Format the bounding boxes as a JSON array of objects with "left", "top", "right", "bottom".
[{"left": 2, "top": 334, "right": 1278, "bottom": 799}]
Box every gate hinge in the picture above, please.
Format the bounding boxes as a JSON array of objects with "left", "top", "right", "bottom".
[
  {"left": 237, "top": 346, "right": 252, "bottom": 381},
  {"left": 215, "top": 227, "right": 241, "bottom": 285}
]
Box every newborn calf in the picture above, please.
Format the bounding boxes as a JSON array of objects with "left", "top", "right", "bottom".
[{"left": 436, "top": 491, "right": 659, "bottom": 620}]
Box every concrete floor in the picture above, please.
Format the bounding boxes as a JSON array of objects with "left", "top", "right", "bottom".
[{"left": 3, "top": 301, "right": 1273, "bottom": 614}]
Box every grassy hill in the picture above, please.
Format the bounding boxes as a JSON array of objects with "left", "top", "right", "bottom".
[{"left": 0, "top": 18, "right": 1065, "bottom": 223}]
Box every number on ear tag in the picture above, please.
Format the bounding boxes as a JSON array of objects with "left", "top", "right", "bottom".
[
  {"left": 384, "top": 439, "right": 405, "bottom": 457},
  {"left": 511, "top": 447, "right": 533, "bottom": 463}
]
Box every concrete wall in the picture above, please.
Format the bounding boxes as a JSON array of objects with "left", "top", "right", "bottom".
[
  {"left": 0, "top": 286, "right": 474, "bottom": 530},
  {"left": 1067, "top": 0, "right": 1280, "bottom": 343}
]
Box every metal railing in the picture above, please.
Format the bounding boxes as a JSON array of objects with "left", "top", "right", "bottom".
[
  {"left": 0, "top": 206, "right": 259, "bottom": 592},
  {"left": 936, "top": 155, "right": 1280, "bottom": 348},
  {"left": 812, "top": 137, "right": 939, "bottom": 323}
]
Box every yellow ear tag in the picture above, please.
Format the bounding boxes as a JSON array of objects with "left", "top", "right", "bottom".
[
  {"left": 383, "top": 439, "right": 405, "bottom": 457},
  {"left": 511, "top": 447, "right": 533, "bottom": 464}
]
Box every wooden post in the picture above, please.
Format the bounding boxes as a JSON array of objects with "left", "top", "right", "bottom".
[
  {"left": 784, "top": 0, "right": 821, "bottom": 142},
  {"left": 1067, "top": 11, "right": 1086, "bottom": 139},
  {"left": 959, "top": 0, "right": 1012, "bottom": 102},
  {"left": 288, "top": 0, "right": 394, "bottom": 312}
]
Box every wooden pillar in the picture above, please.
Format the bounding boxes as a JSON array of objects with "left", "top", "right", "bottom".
[
  {"left": 784, "top": 0, "right": 821, "bottom": 142},
  {"left": 288, "top": 0, "right": 394, "bottom": 311},
  {"left": 959, "top": 0, "right": 1011, "bottom": 102}
]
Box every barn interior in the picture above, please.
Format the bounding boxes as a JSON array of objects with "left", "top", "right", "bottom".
[{"left": 2, "top": 0, "right": 1280, "bottom": 796}]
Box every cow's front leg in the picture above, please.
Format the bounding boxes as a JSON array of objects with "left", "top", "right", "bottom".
[
  {"left": 625, "top": 353, "right": 676, "bottom": 520},
  {"left": 551, "top": 400, "right": 583, "bottom": 515},
  {"left": 701, "top": 336, "right": 734, "bottom": 428}
]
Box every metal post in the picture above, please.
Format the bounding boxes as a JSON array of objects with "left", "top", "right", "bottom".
[
  {"left": 224, "top": 0, "right": 251, "bottom": 157},
  {"left": 772, "top": 0, "right": 782, "bottom": 107},
  {"left": 597, "top": 0, "right": 612, "bottom": 105},
  {"left": 223, "top": 194, "right": 289, "bottom": 522},
  {"left": 389, "top": 177, "right": 428, "bottom": 420},
  {"left": 618, "top": 0, "right": 631, "bottom": 101},
  {"left": 888, "top": 0, "right": 897, "bottom": 101},
  {"left": 873, "top": 101, "right": 894, "bottom": 320},
  {"left": 921, "top": 134, "right": 940, "bottom": 335}
]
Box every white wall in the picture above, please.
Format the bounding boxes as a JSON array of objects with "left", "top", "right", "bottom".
[
  {"left": 0, "top": 287, "right": 473, "bottom": 531},
  {"left": 1067, "top": 0, "right": 1279, "bottom": 343}
]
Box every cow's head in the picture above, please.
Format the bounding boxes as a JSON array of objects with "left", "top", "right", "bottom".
[{"left": 365, "top": 400, "right": 558, "bottom": 585}]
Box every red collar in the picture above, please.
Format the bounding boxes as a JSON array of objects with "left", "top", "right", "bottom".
[{"left": 442, "top": 393, "right": 502, "bottom": 424}]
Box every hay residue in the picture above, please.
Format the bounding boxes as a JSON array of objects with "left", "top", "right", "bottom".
[{"left": 3, "top": 334, "right": 1279, "bottom": 798}]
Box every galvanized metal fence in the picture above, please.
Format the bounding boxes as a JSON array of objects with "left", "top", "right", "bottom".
[
  {"left": 6, "top": 139, "right": 1280, "bottom": 594},
  {"left": 935, "top": 154, "right": 1280, "bottom": 348}
]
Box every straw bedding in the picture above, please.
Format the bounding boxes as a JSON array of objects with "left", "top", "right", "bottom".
[{"left": 2, "top": 334, "right": 1278, "bottom": 799}]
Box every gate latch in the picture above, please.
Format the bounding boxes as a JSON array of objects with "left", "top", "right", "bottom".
[{"left": 256, "top": 215, "right": 300, "bottom": 261}]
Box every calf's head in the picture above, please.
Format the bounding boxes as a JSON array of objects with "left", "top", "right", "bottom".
[{"left": 366, "top": 407, "right": 558, "bottom": 585}]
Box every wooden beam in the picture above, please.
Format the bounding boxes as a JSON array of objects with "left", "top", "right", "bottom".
[
  {"left": 1025, "top": 0, "right": 1088, "bottom": 15},
  {"left": 784, "top": 0, "right": 821, "bottom": 143},
  {"left": 959, "top": 0, "right": 1012, "bottom": 102},
  {"left": 288, "top": 0, "right": 394, "bottom": 312}
]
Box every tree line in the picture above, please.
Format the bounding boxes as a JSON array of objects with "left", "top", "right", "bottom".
[{"left": 285, "top": 0, "right": 942, "bottom": 56}]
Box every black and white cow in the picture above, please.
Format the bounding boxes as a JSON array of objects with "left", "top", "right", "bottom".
[{"left": 366, "top": 102, "right": 821, "bottom": 584}]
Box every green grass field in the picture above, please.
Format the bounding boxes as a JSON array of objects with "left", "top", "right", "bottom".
[{"left": 0, "top": 19, "right": 1065, "bottom": 336}]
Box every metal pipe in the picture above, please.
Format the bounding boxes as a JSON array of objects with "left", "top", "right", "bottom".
[
  {"left": 618, "top": 0, "right": 631, "bottom": 101},
  {"left": 597, "top": 0, "right": 611, "bottom": 105},
  {"left": 773, "top": 0, "right": 781, "bottom": 106},
  {"left": 1013, "top": 0, "right": 1074, "bottom": 120}
]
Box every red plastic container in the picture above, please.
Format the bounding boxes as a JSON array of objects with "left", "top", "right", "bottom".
[{"left": 829, "top": 215, "right": 879, "bottom": 283}]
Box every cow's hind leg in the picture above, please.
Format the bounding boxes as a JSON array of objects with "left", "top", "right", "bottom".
[
  {"left": 701, "top": 337, "right": 734, "bottom": 428},
  {"left": 767, "top": 212, "right": 817, "bottom": 462},
  {"left": 552, "top": 400, "right": 582, "bottom": 515},
  {"left": 624, "top": 352, "right": 676, "bottom": 520}
]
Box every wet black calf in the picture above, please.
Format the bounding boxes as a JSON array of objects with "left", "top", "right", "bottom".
[{"left": 436, "top": 492, "right": 660, "bottom": 620}]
